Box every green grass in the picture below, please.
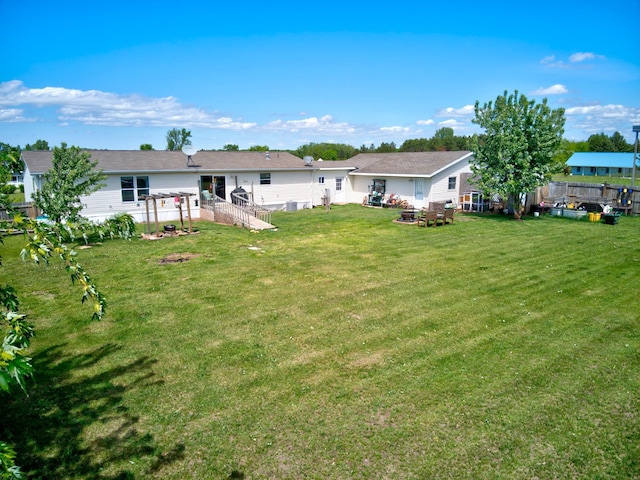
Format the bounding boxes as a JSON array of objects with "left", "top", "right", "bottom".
[
  {"left": 2, "top": 205, "right": 639, "bottom": 479},
  {"left": 552, "top": 173, "right": 634, "bottom": 185}
]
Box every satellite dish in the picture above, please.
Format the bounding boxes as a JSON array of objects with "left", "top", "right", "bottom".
[
  {"left": 303, "top": 156, "right": 314, "bottom": 166},
  {"left": 181, "top": 145, "right": 198, "bottom": 166},
  {"left": 182, "top": 145, "right": 198, "bottom": 156}
]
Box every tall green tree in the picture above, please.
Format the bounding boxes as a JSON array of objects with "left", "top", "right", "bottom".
[
  {"left": 434, "top": 127, "right": 454, "bottom": 139},
  {"left": 471, "top": 90, "right": 565, "bottom": 218},
  {"left": 609, "top": 131, "right": 633, "bottom": 152},
  {"left": 587, "top": 133, "right": 614, "bottom": 152},
  {"left": 248, "top": 145, "right": 269, "bottom": 152},
  {"left": 32, "top": 143, "right": 106, "bottom": 223},
  {"left": 359, "top": 143, "right": 376, "bottom": 153},
  {"left": 587, "top": 131, "right": 633, "bottom": 152},
  {"left": 294, "top": 143, "right": 358, "bottom": 160},
  {"left": 165, "top": 128, "right": 192, "bottom": 151},
  {"left": 222, "top": 144, "right": 239, "bottom": 151},
  {"left": 376, "top": 142, "right": 397, "bottom": 153},
  {"left": 399, "top": 138, "right": 430, "bottom": 152},
  {"left": 140, "top": 143, "right": 154, "bottom": 150},
  {"left": 24, "top": 140, "right": 50, "bottom": 151}
]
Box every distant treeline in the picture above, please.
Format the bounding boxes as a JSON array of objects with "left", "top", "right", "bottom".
[{"left": 1, "top": 129, "right": 635, "bottom": 169}]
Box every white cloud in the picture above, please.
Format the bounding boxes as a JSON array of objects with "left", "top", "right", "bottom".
[
  {"left": 541, "top": 52, "right": 605, "bottom": 69},
  {"left": 565, "top": 103, "right": 632, "bottom": 119},
  {"left": 380, "top": 126, "right": 410, "bottom": 133},
  {"left": 564, "top": 103, "right": 640, "bottom": 138},
  {"left": 265, "top": 115, "right": 356, "bottom": 135},
  {"left": 416, "top": 119, "right": 434, "bottom": 126},
  {"left": 0, "top": 80, "right": 256, "bottom": 130},
  {"left": 530, "top": 84, "right": 569, "bottom": 96},
  {"left": 435, "top": 105, "right": 474, "bottom": 117},
  {"left": 439, "top": 119, "right": 470, "bottom": 131},
  {"left": 569, "top": 52, "right": 605, "bottom": 63},
  {"left": 0, "top": 108, "right": 35, "bottom": 122}
]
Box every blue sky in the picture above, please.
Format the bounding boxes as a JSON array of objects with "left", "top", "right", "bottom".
[{"left": 1, "top": 0, "right": 639, "bottom": 151}]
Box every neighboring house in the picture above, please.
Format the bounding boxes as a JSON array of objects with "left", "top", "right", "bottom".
[
  {"left": 566, "top": 152, "right": 635, "bottom": 177},
  {"left": 21, "top": 149, "right": 474, "bottom": 222},
  {"left": 9, "top": 172, "right": 23, "bottom": 187}
]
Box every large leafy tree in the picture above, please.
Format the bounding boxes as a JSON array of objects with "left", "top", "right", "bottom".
[
  {"left": 32, "top": 143, "right": 106, "bottom": 223},
  {"left": 470, "top": 90, "right": 565, "bottom": 218},
  {"left": 165, "top": 128, "right": 192, "bottom": 151}
]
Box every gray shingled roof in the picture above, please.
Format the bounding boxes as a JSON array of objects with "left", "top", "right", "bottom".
[
  {"left": 21, "top": 150, "right": 317, "bottom": 174},
  {"left": 22, "top": 149, "right": 472, "bottom": 176},
  {"left": 347, "top": 151, "right": 473, "bottom": 176}
]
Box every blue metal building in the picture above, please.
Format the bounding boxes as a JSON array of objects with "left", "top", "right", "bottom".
[{"left": 566, "top": 152, "right": 634, "bottom": 177}]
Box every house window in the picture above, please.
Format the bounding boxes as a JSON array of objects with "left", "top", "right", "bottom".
[
  {"left": 318, "top": 176, "right": 325, "bottom": 184},
  {"left": 121, "top": 176, "right": 149, "bottom": 202},
  {"left": 260, "top": 173, "right": 271, "bottom": 185},
  {"left": 448, "top": 176, "right": 456, "bottom": 190},
  {"left": 336, "top": 177, "right": 343, "bottom": 191}
]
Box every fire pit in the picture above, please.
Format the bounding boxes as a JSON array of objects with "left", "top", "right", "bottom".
[{"left": 164, "top": 224, "right": 176, "bottom": 233}]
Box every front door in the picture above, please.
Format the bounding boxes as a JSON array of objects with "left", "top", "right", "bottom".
[
  {"left": 200, "top": 175, "right": 226, "bottom": 200},
  {"left": 335, "top": 177, "right": 345, "bottom": 203},
  {"left": 414, "top": 178, "right": 425, "bottom": 208},
  {"left": 201, "top": 175, "right": 213, "bottom": 195},
  {"left": 213, "top": 176, "right": 226, "bottom": 200}
]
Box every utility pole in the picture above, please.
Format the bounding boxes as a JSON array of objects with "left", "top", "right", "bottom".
[
  {"left": 632, "top": 126, "right": 640, "bottom": 188},
  {"left": 632, "top": 126, "right": 639, "bottom": 215}
]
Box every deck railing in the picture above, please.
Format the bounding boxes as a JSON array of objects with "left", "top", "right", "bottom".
[
  {"left": 230, "top": 192, "right": 272, "bottom": 226},
  {"left": 200, "top": 192, "right": 272, "bottom": 228}
]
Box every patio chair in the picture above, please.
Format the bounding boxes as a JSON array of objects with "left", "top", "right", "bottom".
[
  {"left": 417, "top": 209, "right": 439, "bottom": 227},
  {"left": 442, "top": 209, "right": 454, "bottom": 224},
  {"left": 201, "top": 190, "right": 213, "bottom": 202}
]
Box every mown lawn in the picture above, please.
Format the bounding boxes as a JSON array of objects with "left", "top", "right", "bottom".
[
  {"left": 551, "top": 173, "right": 634, "bottom": 185},
  {"left": 2, "top": 205, "right": 639, "bottom": 479}
]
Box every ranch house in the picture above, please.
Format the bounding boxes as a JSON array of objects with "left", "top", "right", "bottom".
[{"left": 21, "top": 149, "right": 474, "bottom": 223}]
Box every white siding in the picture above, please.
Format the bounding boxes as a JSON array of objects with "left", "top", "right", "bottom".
[
  {"left": 231, "top": 170, "right": 315, "bottom": 210},
  {"left": 348, "top": 157, "right": 471, "bottom": 208},
  {"left": 349, "top": 175, "right": 424, "bottom": 206},
  {"left": 22, "top": 165, "right": 37, "bottom": 201},
  {"left": 427, "top": 162, "right": 472, "bottom": 207},
  {"left": 80, "top": 171, "right": 202, "bottom": 222},
  {"left": 309, "top": 168, "right": 353, "bottom": 205}
]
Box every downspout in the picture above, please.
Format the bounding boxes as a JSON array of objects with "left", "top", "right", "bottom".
[{"left": 309, "top": 166, "right": 318, "bottom": 208}]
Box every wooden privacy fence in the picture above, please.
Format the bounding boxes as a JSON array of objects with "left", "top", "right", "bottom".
[
  {"left": 0, "top": 202, "right": 36, "bottom": 220},
  {"left": 536, "top": 181, "right": 638, "bottom": 214}
]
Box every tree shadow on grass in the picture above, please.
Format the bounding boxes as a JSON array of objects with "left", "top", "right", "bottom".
[{"left": 0, "top": 343, "right": 185, "bottom": 479}]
